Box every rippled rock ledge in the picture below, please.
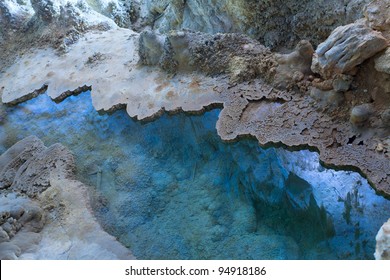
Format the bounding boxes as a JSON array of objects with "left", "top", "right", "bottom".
[{"left": 0, "top": 0, "right": 389, "bottom": 259}]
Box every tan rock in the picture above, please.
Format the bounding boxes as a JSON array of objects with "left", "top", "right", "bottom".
[{"left": 312, "top": 20, "right": 388, "bottom": 78}]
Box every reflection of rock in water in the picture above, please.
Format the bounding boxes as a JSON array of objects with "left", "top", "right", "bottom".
[{"left": 1, "top": 92, "right": 390, "bottom": 259}]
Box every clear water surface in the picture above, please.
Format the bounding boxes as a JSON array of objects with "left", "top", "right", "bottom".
[{"left": 0, "top": 91, "right": 389, "bottom": 259}]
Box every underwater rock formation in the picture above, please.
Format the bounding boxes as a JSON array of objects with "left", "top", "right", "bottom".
[{"left": 0, "top": 136, "right": 134, "bottom": 259}]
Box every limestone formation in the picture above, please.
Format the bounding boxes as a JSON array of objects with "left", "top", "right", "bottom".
[
  {"left": 0, "top": 0, "right": 34, "bottom": 35},
  {"left": 364, "top": 0, "right": 390, "bottom": 38},
  {"left": 0, "top": 136, "right": 75, "bottom": 197},
  {"left": 0, "top": 0, "right": 390, "bottom": 260},
  {"left": 311, "top": 19, "right": 388, "bottom": 79},
  {"left": 137, "top": 0, "right": 370, "bottom": 49},
  {"left": 273, "top": 40, "right": 314, "bottom": 89},
  {"left": 350, "top": 103, "right": 374, "bottom": 125},
  {"left": 375, "top": 219, "right": 390, "bottom": 260},
  {"left": 0, "top": 136, "right": 134, "bottom": 259},
  {"left": 375, "top": 48, "right": 390, "bottom": 75},
  {"left": 139, "top": 30, "right": 276, "bottom": 82}
]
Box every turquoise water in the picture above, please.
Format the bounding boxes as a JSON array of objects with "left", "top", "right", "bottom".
[{"left": 1, "top": 91, "right": 389, "bottom": 259}]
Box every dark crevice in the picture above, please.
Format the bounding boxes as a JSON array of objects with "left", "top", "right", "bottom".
[{"left": 348, "top": 135, "right": 357, "bottom": 144}]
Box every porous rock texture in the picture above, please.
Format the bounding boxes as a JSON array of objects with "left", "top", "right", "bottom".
[
  {"left": 0, "top": 0, "right": 390, "bottom": 259},
  {"left": 375, "top": 219, "right": 390, "bottom": 260},
  {"left": 136, "top": 0, "right": 370, "bottom": 49},
  {"left": 0, "top": 136, "right": 134, "bottom": 259},
  {"left": 364, "top": 0, "right": 390, "bottom": 38}
]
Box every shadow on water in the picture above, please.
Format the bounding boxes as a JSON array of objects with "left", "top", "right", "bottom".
[{"left": 1, "top": 91, "right": 389, "bottom": 259}]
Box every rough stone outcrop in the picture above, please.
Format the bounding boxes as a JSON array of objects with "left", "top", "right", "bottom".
[
  {"left": 375, "top": 48, "right": 390, "bottom": 75},
  {"left": 0, "top": 136, "right": 74, "bottom": 197},
  {"left": 375, "top": 219, "right": 390, "bottom": 260},
  {"left": 364, "top": 0, "right": 390, "bottom": 39},
  {"left": 137, "top": 0, "right": 369, "bottom": 49},
  {"left": 0, "top": 136, "right": 134, "bottom": 259},
  {"left": 139, "top": 30, "right": 276, "bottom": 82},
  {"left": 311, "top": 20, "right": 388, "bottom": 79},
  {"left": 0, "top": 0, "right": 121, "bottom": 70},
  {"left": 0, "top": 0, "right": 34, "bottom": 35}
]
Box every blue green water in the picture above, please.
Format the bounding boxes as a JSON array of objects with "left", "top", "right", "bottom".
[{"left": 1, "top": 91, "right": 389, "bottom": 259}]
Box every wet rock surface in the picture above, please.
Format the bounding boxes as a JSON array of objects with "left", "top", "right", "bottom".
[{"left": 0, "top": 136, "right": 134, "bottom": 259}]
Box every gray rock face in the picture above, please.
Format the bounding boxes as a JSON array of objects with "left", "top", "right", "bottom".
[
  {"left": 312, "top": 20, "right": 388, "bottom": 79},
  {"left": 332, "top": 74, "right": 353, "bottom": 92},
  {"left": 0, "top": 0, "right": 372, "bottom": 50},
  {"left": 137, "top": 0, "right": 370, "bottom": 49},
  {"left": 0, "top": 0, "right": 34, "bottom": 39},
  {"left": 0, "top": 194, "right": 45, "bottom": 260},
  {"left": 30, "top": 0, "right": 60, "bottom": 22},
  {"left": 375, "top": 48, "right": 390, "bottom": 75},
  {"left": 0, "top": 136, "right": 134, "bottom": 260}
]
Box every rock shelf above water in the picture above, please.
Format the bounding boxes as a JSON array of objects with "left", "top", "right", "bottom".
[{"left": 0, "top": 25, "right": 389, "bottom": 198}]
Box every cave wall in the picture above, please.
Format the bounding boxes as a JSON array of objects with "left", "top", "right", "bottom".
[{"left": 136, "top": 0, "right": 370, "bottom": 49}]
